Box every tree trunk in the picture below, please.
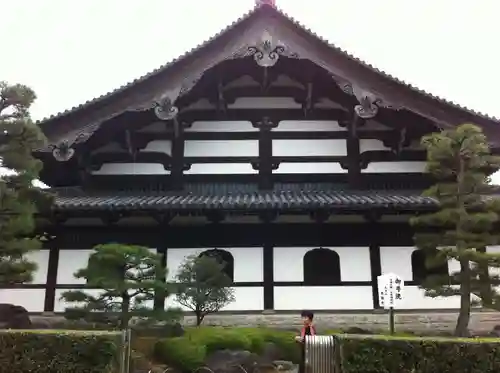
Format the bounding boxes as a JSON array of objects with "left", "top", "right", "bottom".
[
  {"left": 455, "top": 259, "right": 471, "bottom": 337},
  {"left": 454, "top": 157, "right": 471, "bottom": 337},
  {"left": 195, "top": 312, "right": 204, "bottom": 326},
  {"left": 120, "top": 293, "right": 130, "bottom": 330}
]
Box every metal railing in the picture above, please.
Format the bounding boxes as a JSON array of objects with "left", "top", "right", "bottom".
[
  {"left": 305, "top": 335, "right": 338, "bottom": 373},
  {"left": 119, "top": 328, "right": 132, "bottom": 373}
]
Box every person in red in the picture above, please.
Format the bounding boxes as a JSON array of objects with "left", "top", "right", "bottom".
[{"left": 295, "top": 311, "right": 316, "bottom": 373}]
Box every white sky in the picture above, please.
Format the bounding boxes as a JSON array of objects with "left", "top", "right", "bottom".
[{"left": 2, "top": 0, "right": 500, "bottom": 184}]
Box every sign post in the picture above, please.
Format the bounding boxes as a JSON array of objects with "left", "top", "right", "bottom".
[{"left": 377, "top": 273, "right": 404, "bottom": 335}]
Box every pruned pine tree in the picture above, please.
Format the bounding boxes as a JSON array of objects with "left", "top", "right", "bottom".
[
  {"left": 175, "top": 254, "right": 235, "bottom": 326},
  {"left": 411, "top": 123, "right": 500, "bottom": 336},
  {"left": 0, "top": 81, "right": 50, "bottom": 286},
  {"left": 61, "top": 244, "right": 180, "bottom": 329}
]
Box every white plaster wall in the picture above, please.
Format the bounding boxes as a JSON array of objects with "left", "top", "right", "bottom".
[
  {"left": 273, "top": 120, "right": 345, "bottom": 132},
  {"left": 91, "top": 138, "right": 172, "bottom": 175},
  {"left": 1, "top": 289, "right": 46, "bottom": 312},
  {"left": 273, "top": 247, "right": 371, "bottom": 282},
  {"left": 273, "top": 139, "right": 347, "bottom": 157},
  {"left": 54, "top": 288, "right": 155, "bottom": 312},
  {"left": 273, "top": 162, "right": 347, "bottom": 174},
  {"left": 184, "top": 140, "right": 258, "bottom": 157},
  {"left": 185, "top": 163, "right": 257, "bottom": 174},
  {"left": 58, "top": 249, "right": 94, "bottom": 284},
  {"left": 92, "top": 163, "right": 171, "bottom": 175},
  {"left": 380, "top": 246, "right": 462, "bottom": 309},
  {"left": 25, "top": 250, "right": 50, "bottom": 284},
  {"left": 359, "top": 139, "right": 390, "bottom": 153},
  {"left": 186, "top": 121, "right": 256, "bottom": 132},
  {"left": 182, "top": 99, "right": 217, "bottom": 112},
  {"left": 395, "top": 286, "right": 461, "bottom": 309},
  {"left": 228, "top": 97, "right": 302, "bottom": 109},
  {"left": 57, "top": 248, "right": 158, "bottom": 285},
  {"left": 362, "top": 162, "right": 427, "bottom": 173},
  {"left": 274, "top": 286, "right": 373, "bottom": 310},
  {"left": 142, "top": 140, "right": 172, "bottom": 154},
  {"left": 166, "top": 287, "right": 264, "bottom": 311},
  {"left": 166, "top": 247, "right": 264, "bottom": 282},
  {"left": 487, "top": 246, "right": 500, "bottom": 278}
]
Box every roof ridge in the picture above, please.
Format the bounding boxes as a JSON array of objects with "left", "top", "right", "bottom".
[{"left": 36, "top": 3, "right": 499, "bottom": 126}]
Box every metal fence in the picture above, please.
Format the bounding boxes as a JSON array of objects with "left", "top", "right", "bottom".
[{"left": 305, "top": 335, "right": 339, "bottom": 373}]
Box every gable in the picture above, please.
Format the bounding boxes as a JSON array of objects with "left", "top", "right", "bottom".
[{"left": 36, "top": 3, "right": 500, "bottom": 150}]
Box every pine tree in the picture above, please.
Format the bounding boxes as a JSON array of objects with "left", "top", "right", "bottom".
[
  {"left": 0, "top": 81, "right": 49, "bottom": 285},
  {"left": 411, "top": 123, "right": 500, "bottom": 336},
  {"left": 61, "top": 244, "right": 180, "bottom": 329},
  {"left": 175, "top": 254, "right": 235, "bottom": 326}
]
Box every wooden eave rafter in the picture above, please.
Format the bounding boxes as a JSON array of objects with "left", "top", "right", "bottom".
[{"left": 36, "top": 3, "right": 500, "bottom": 152}]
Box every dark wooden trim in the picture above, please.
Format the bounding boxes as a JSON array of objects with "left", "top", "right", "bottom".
[
  {"left": 46, "top": 223, "right": 417, "bottom": 249},
  {"left": 263, "top": 223, "right": 274, "bottom": 309},
  {"left": 82, "top": 172, "right": 433, "bottom": 191},
  {"left": 185, "top": 156, "right": 257, "bottom": 163},
  {"left": 0, "top": 281, "right": 376, "bottom": 290},
  {"left": 369, "top": 245, "right": 382, "bottom": 309},
  {"left": 258, "top": 119, "right": 273, "bottom": 189},
  {"left": 43, "top": 247, "right": 59, "bottom": 312}
]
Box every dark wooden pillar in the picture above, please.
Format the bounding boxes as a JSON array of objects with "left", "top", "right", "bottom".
[
  {"left": 346, "top": 114, "right": 363, "bottom": 188},
  {"left": 170, "top": 119, "right": 186, "bottom": 190},
  {"left": 255, "top": 117, "right": 275, "bottom": 190},
  {"left": 44, "top": 247, "right": 60, "bottom": 312},
  {"left": 367, "top": 215, "right": 382, "bottom": 309}
]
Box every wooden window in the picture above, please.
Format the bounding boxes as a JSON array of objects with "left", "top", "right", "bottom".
[
  {"left": 303, "top": 248, "right": 341, "bottom": 285},
  {"left": 199, "top": 249, "right": 235, "bottom": 282},
  {"left": 411, "top": 249, "right": 448, "bottom": 283}
]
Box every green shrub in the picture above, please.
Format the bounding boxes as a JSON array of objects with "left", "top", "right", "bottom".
[
  {"left": 188, "top": 327, "right": 251, "bottom": 354},
  {"left": 155, "top": 327, "right": 303, "bottom": 371},
  {"left": 154, "top": 337, "right": 206, "bottom": 372},
  {"left": 338, "top": 335, "right": 500, "bottom": 373},
  {"left": 238, "top": 328, "right": 268, "bottom": 354},
  {"left": 0, "top": 330, "right": 120, "bottom": 373},
  {"left": 257, "top": 329, "right": 301, "bottom": 363}
]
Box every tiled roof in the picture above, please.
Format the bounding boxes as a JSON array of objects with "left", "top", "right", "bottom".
[
  {"left": 36, "top": 3, "right": 498, "bottom": 128},
  {"left": 52, "top": 184, "right": 437, "bottom": 212}
]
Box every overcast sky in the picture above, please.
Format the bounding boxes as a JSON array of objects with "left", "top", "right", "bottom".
[{"left": 1, "top": 0, "right": 500, "bottom": 183}]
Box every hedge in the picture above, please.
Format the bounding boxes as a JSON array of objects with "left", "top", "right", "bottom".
[
  {"left": 338, "top": 334, "right": 500, "bottom": 373},
  {"left": 154, "top": 327, "right": 301, "bottom": 372},
  {"left": 0, "top": 330, "right": 120, "bottom": 373}
]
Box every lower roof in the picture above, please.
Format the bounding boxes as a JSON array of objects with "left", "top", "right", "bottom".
[{"left": 51, "top": 183, "right": 436, "bottom": 213}]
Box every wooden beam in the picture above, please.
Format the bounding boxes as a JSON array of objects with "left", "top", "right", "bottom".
[
  {"left": 179, "top": 108, "right": 347, "bottom": 123},
  {"left": 346, "top": 113, "right": 364, "bottom": 187}
]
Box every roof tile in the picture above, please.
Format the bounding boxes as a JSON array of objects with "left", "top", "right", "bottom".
[{"left": 52, "top": 184, "right": 437, "bottom": 213}]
